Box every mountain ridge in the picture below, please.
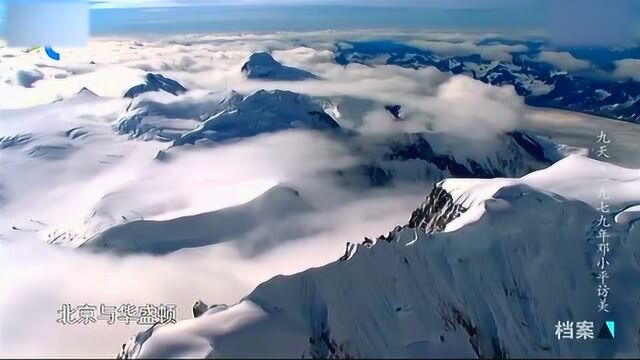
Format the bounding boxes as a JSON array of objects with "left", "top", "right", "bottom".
[
  {"left": 118, "top": 156, "right": 640, "bottom": 358},
  {"left": 335, "top": 41, "right": 640, "bottom": 124}
]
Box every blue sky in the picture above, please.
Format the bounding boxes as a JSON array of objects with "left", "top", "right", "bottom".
[
  {"left": 1, "top": 0, "right": 638, "bottom": 41},
  {"left": 88, "top": 0, "right": 534, "bottom": 9}
]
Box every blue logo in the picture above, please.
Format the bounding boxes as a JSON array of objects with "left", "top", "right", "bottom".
[{"left": 44, "top": 46, "right": 60, "bottom": 61}]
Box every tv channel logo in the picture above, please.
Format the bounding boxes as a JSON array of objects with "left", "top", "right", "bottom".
[{"left": 5, "top": 0, "right": 89, "bottom": 52}]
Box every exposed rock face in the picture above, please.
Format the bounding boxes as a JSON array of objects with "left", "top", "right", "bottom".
[
  {"left": 76, "top": 87, "right": 98, "bottom": 97},
  {"left": 374, "top": 131, "right": 558, "bottom": 184},
  {"left": 384, "top": 104, "right": 404, "bottom": 120},
  {"left": 408, "top": 184, "right": 466, "bottom": 233},
  {"left": 192, "top": 300, "right": 209, "bottom": 318}
]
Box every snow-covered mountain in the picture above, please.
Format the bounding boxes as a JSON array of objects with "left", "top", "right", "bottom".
[
  {"left": 241, "top": 52, "right": 319, "bottom": 81},
  {"left": 116, "top": 87, "right": 341, "bottom": 145},
  {"left": 174, "top": 89, "right": 340, "bottom": 145},
  {"left": 0, "top": 78, "right": 593, "bottom": 249},
  {"left": 350, "top": 130, "right": 565, "bottom": 188},
  {"left": 124, "top": 73, "right": 188, "bottom": 98},
  {"left": 335, "top": 41, "right": 640, "bottom": 123},
  {"left": 68, "top": 125, "right": 565, "bottom": 251},
  {"left": 118, "top": 156, "right": 640, "bottom": 358},
  {"left": 384, "top": 104, "right": 405, "bottom": 120},
  {"left": 81, "top": 185, "right": 313, "bottom": 255},
  {"left": 76, "top": 87, "right": 99, "bottom": 98},
  {"left": 116, "top": 90, "right": 243, "bottom": 141},
  {"left": 115, "top": 85, "right": 563, "bottom": 181},
  {"left": 2, "top": 34, "right": 639, "bottom": 358}
]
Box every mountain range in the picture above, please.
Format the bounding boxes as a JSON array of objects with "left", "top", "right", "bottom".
[
  {"left": 335, "top": 41, "right": 640, "bottom": 123},
  {"left": 1, "top": 38, "right": 639, "bottom": 358},
  {"left": 118, "top": 156, "right": 640, "bottom": 358}
]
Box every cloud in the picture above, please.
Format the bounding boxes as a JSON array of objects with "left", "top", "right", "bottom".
[
  {"left": 0, "top": 30, "right": 535, "bottom": 357},
  {"left": 0, "top": 193, "right": 422, "bottom": 356},
  {"left": 252, "top": 45, "right": 525, "bottom": 138},
  {"left": 419, "top": 75, "right": 524, "bottom": 136},
  {"left": 0, "top": 128, "right": 426, "bottom": 357},
  {"left": 535, "top": 51, "right": 591, "bottom": 72},
  {"left": 1, "top": 33, "right": 530, "bottom": 135},
  {"left": 612, "top": 58, "right": 640, "bottom": 81},
  {"left": 405, "top": 40, "right": 528, "bottom": 61}
]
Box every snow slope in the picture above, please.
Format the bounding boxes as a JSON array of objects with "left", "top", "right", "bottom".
[
  {"left": 82, "top": 185, "right": 313, "bottom": 255},
  {"left": 441, "top": 155, "right": 640, "bottom": 232},
  {"left": 115, "top": 89, "right": 243, "bottom": 141},
  {"left": 119, "top": 155, "right": 640, "bottom": 358},
  {"left": 0, "top": 91, "right": 357, "bottom": 246},
  {"left": 2, "top": 34, "right": 639, "bottom": 358},
  {"left": 2, "top": 84, "right": 558, "bottom": 249},
  {"left": 174, "top": 89, "right": 340, "bottom": 145}
]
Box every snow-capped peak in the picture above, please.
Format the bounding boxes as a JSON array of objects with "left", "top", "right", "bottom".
[
  {"left": 76, "top": 87, "right": 98, "bottom": 97},
  {"left": 124, "top": 73, "right": 188, "bottom": 99},
  {"left": 441, "top": 155, "right": 640, "bottom": 232},
  {"left": 117, "top": 155, "right": 640, "bottom": 359},
  {"left": 241, "top": 52, "right": 318, "bottom": 81},
  {"left": 174, "top": 89, "right": 339, "bottom": 145},
  {"left": 115, "top": 89, "right": 242, "bottom": 141}
]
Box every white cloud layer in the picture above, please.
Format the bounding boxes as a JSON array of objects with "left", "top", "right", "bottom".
[
  {"left": 1, "top": 30, "right": 623, "bottom": 357},
  {"left": 612, "top": 58, "right": 640, "bottom": 81},
  {"left": 405, "top": 40, "right": 528, "bottom": 61},
  {"left": 1, "top": 180, "right": 425, "bottom": 357},
  {"left": 535, "top": 51, "right": 591, "bottom": 72}
]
